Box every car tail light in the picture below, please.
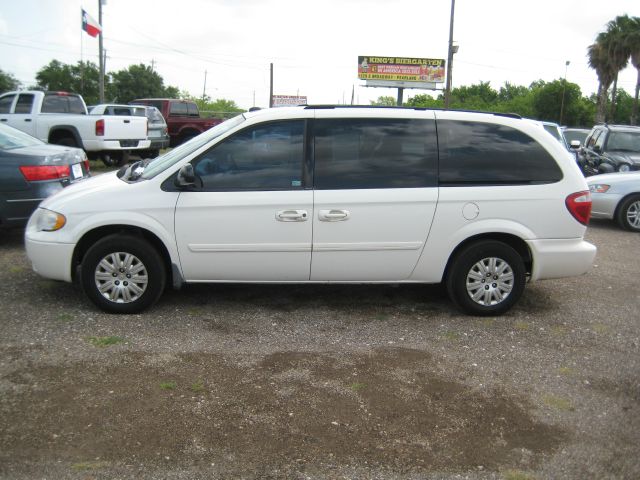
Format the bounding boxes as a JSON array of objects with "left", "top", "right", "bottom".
[
  {"left": 565, "top": 191, "right": 592, "bottom": 225},
  {"left": 83, "top": 159, "right": 91, "bottom": 173},
  {"left": 95, "top": 119, "right": 105, "bottom": 136},
  {"left": 20, "top": 165, "right": 71, "bottom": 181}
]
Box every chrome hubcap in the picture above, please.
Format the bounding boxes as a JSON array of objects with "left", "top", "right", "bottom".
[
  {"left": 94, "top": 252, "right": 148, "bottom": 303},
  {"left": 466, "top": 257, "right": 514, "bottom": 306},
  {"left": 627, "top": 201, "right": 640, "bottom": 229}
]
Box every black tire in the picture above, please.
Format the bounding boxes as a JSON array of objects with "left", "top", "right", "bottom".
[
  {"left": 80, "top": 234, "right": 166, "bottom": 314},
  {"left": 100, "top": 151, "right": 129, "bottom": 168},
  {"left": 616, "top": 194, "right": 640, "bottom": 232},
  {"left": 53, "top": 137, "right": 78, "bottom": 148},
  {"left": 446, "top": 240, "right": 525, "bottom": 316}
]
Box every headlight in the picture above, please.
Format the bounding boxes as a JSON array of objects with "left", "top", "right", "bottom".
[
  {"left": 35, "top": 208, "right": 66, "bottom": 231},
  {"left": 589, "top": 184, "right": 610, "bottom": 193}
]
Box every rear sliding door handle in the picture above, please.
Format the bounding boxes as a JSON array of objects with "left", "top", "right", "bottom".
[
  {"left": 318, "top": 209, "right": 350, "bottom": 222},
  {"left": 276, "top": 209, "right": 308, "bottom": 222}
]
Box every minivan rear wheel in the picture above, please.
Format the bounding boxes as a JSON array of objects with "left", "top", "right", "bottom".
[
  {"left": 80, "top": 234, "right": 166, "bottom": 313},
  {"left": 446, "top": 240, "right": 525, "bottom": 316}
]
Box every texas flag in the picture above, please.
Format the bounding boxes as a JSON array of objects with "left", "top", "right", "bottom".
[{"left": 81, "top": 9, "right": 101, "bottom": 38}]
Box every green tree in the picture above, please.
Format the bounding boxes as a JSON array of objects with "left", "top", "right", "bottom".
[
  {"left": 0, "top": 68, "right": 20, "bottom": 93},
  {"left": 35, "top": 60, "right": 102, "bottom": 105},
  {"left": 109, "top": 64, "right": 179, "bottom": 103},
  {"left": 611, "top": 88, "right": 634, "bottom": 124},
  {"left": 405, "top": 93, "right": 442, "bottom": 108},
  {"left": 370, "top": 96, "right": 397, "bottom": 106},
  {"left": 181, "top": 92, "right": 245, "bottom": 119},
  {"left": 531, "top": 79, "right": 584, "bottom": 125}
]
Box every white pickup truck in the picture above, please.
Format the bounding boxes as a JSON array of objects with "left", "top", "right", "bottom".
[{"left": 0, "top": 91, "right": 150, "bottom": 166}]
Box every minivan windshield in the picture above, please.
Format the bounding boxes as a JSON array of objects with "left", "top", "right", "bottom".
[{"left": 140, "top": 114, "right": 246, "bottom": 179}]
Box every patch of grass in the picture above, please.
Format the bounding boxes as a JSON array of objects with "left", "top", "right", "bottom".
[
  {"left": 515, "top": 321, "right": 530, "bottom": 331},
  {"left": 542, "top": 394, "right": 574, "bottom": 411},
  {"left": 557, "top": 366, "right": 575, "bottom": 376},
  {"left": 477, "top": 318, "right": 495, "bottom": 327},
  {"left": 350, "top": 382, "right": 367, "bottom": 392},
  {"left": 8, "top": 266, "right": 24, "bottom": 274},
  {"left": 503, "top": 470, "right": 537, "bottom": 480},
  {"left": 191, "top": 381, "right": 205, "bottom": 392},
  {"left": 592, "top": 323, "right": 609, "bottom": 334},
  {"left": 160, "top": 381, "right": 177, "bottom": 390},
  {"left": 374, "top": 313, "right": 389, "bottom": 321},
  {"left": 443, "top": 331, "right": 459, "bottom": 341},
  {"left": 57, "top": 313, "right": 74, "bottom": 322},
  {"left": 87, "top": 336, "right": 124, "bottom": 348},
  {"left": 550, "top": 325, "right": 568, "bottom": 336},
  {"left": 187, "top": 308, "right": 203, "bottom": 316},
  {"left": 71, "top": 461, "right": 110, "bottom": 470}
]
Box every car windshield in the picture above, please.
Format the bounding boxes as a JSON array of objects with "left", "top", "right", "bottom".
[
  {"left": 140, "top": 114, "right": 246, "bottom": 179},
  {"left": 607, "top": 131, "right": 640, "bottom": 152},
  {"left": 0, "top": 124, "right": 44, "bottom": 150}
]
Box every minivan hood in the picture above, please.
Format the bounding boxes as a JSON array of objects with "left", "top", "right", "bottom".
[{"left": 40, "top": 170, "right": 121, "bottom": 211}]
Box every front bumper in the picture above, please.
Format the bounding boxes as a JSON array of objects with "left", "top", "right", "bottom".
[
  {"left": 527, "top": 238, "right": 596, "bottom": 281},
  {"left": 25, "top": 233, "right": 75, "bottom": 283}
]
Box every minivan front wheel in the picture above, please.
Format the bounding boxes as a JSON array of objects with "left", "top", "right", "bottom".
[
  {"left": 446, "top": 240, "right": 525, "bottom": 316},
  {"left": 80, "top": 235, "right": 166, "bottom": 313}
]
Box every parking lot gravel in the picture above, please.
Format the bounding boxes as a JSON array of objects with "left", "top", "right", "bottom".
[{"left": 0, "top": 220, "right": 638, "bottom": 479}]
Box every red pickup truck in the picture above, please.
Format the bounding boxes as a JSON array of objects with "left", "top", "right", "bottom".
[{"left": 130, "top": 98, "right": 222, "bottom": 146}]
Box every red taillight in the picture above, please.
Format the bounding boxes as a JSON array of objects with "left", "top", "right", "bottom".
[
  {"left": 19, "top": 165, "right": 71, "bottom": 181},
  {"left": 565, "top": 191, "right": 592, "bottom": 225},
  {"left": 95, "top": 119, "right": 105, "bottom": 136},
  {"left": 83, "top": 159, "right": 90, "bottom": 173}
]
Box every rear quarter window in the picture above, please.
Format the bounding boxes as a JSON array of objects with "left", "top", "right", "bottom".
[{"left": 437, "top": 120, "right": 563, "bottom": 185}]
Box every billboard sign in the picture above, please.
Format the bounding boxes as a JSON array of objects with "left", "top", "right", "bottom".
[
  {"left": 358, "top": 56, "right": 445, "bottom": 84},
  {"left": 272, "top": 95, "right": 308, "bottom": 107}
]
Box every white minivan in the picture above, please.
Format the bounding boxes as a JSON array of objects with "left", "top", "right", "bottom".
[{"left": 25, "top": 106, "right": 596, "bottom": 315}]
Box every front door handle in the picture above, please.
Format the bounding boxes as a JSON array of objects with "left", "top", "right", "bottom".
[
  {"left": 276, "top": 209, "right": 308, "bottom": 222},
  {"left": 318, "top": 209, "right": 350, "bottom": 222}
]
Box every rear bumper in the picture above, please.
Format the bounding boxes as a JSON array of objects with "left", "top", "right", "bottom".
[
  {"left": 83, "top": 139, "right": 151, "bottom": 151},
  {"left": 527, "top": 238, "right": 596, "bottom": 281}
]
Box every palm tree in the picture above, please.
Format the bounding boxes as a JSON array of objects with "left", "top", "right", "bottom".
[
  {"left": 588, "top": 40, "right": 616, "bottom": 123},
  {"left": 603, "top": 17, "right": 631, "bottom": 120},
  {"left": 622, "top": 16, "right": 640, "bottom": 125}
]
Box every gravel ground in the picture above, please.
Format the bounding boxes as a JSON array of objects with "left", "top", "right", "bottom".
[{"left": 0, "top": 220, "right": 638, "bottom": 480}]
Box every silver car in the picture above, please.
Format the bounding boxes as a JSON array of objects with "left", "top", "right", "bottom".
[{"left": 587, "top": 172, "right": 640, "bottom": 231}]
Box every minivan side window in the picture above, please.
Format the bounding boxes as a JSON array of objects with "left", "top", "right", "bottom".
[
  {"left": 192, "top": 120, "right": 304, "bottom": 191},
  {"left": 438, "top": 120, "right": 563, "bottom": 185},
  {"left": 313, "top": 118, "right": 438, "bottom": 189}
]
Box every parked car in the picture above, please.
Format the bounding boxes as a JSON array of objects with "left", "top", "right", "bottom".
[
  {"left": 0, "top": 91, "right": 150, "bottom": 167},
  {"left": 130, "top": 98, "right": 222, "bottom": 146},
  {"left": 579, "top": 124, "right": 640, "bottom": 175},
  {"left": 0, "top": 123, "right": 89, "bottom": 229},
  {"left": 562, "top": 127, "right": 590, "bottom": 147},
  {"left": 540, "top": 121, "right": 569, "bottom": 149},
  {"left": 587, "top": 172, "right": 640, "bottom": 231},
  {"left": 91, "top": 104, "right": 169, "bottom": 158},
  {"left": 24, "top": 106, "right": 595, "bottom": 315}
]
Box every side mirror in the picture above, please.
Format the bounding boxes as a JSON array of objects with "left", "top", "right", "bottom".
[
  {"left": 174, "top": 164, "right": 200, "bottom": 189},
  {"left": 569, "top": 140, "right": 581, "bottom": 150}
]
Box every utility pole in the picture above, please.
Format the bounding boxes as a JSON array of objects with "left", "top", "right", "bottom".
[
  {"left": 269, "top": 63, "right": 274, "bottom": 108},
  {"left": 202, "top": 70, "right": 207, "bottom": 102},
  {"left": 444, "top": 0, "right": 455, "bottom": 109},
  {"left": 98, "top": 0, "right": 105, "bottom": 103},
  {"left": 559, "top": 60, "right": 570, "bottom": 125}
]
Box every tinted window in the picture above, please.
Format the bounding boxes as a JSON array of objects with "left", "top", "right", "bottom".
[
  {"left": 0, "top": 94, "right": 16, "bottom": 113},
  {"left": 42, "top": 94, "right": 86, "bottom": 114},
  {"left": 169, "top": 102, "right": 188, "bottom": 116},
  {"left": 607, "top": 131, "right": 640, "bottom": 151},
  {"left": 192, "top": 120, "right": 304, "bottom": 191},
  {"left": 187, "top": 102, "right": 199, "bottom": 117},
  {"left": 314, "top": 118, "right": 437, "bottom": 189},
  {"left": 438, "top": 120, "right": 563, "bottom": 185},
  {"left": 15, "top": 94, "right": 34, "bottom": 114},
  {"left": 594, "top": 129, "right": 607, "bottom": 150}
]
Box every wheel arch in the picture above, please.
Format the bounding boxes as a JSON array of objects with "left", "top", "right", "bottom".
[
  {"left": 613, "top": 191, "right": 640, "bottom": 221},
  {"left": 48, "top": 126, "right": 83, "bottom": 148},
  {"left": 71, "top": 225, "right": 181, "bottom": 288},
  {"left": 443, "top": 232, "right": 533, "bottom": 282}
]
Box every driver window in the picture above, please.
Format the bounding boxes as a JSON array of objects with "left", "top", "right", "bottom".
[{"left": 192, "top": 120, "right": 304, "bottom": 191}]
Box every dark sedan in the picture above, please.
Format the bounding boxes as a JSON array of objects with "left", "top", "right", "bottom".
[{"left": 0, "top": 124, "right": 90, "bottom": 228}]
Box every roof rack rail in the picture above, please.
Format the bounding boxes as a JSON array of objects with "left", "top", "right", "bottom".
[{"left": 302, "top": 104, "right": 522, "bottom": 119}]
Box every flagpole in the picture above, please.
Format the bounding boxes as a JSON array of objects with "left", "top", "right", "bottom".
[
  {"left": 98, "top": 0, "right": 104, "bottom": 103},
  {"left": 80, "top": 8, "right": 84, "bottom": 95}
]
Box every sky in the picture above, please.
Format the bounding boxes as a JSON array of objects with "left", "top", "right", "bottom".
[{"left": 0, "top": 0, "right": 639, "bottom": 111}]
